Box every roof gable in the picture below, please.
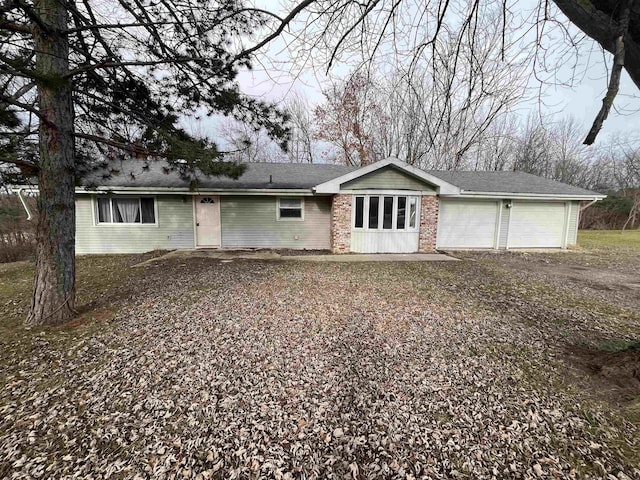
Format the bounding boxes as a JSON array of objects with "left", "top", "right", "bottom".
[{"left": 313, "top": 158, "right": 460, "bottom": 194}]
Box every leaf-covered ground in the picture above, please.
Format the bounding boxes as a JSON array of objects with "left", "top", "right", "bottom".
[{"left": 1, "top": 233, "right": 639, "bottom": 479}]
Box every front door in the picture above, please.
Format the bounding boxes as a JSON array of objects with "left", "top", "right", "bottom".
[{"left": 195, "top": 196, "right": 221, "bottom": 247}]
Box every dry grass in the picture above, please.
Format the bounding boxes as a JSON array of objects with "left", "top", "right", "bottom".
[{"left": 0, "top": 240, "right": 638, "bottom": 478}]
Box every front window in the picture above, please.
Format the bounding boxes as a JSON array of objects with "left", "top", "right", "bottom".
[
  {"left": 354, "top": 195, "right": 419, "bottom": 231},
  {"left": 96, "top": 197, "right": 156, "bottom": 224},
  {"left": 278, "top": 197, "right": 303, "bottom": 219}
]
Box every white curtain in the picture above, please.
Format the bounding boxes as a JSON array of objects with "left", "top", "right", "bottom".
[
  {"left": 97, "top": 198, "right": 111, "bottom": 223},
  {"left": 115, "top": 199, "right": 140, "bottom": 223}
]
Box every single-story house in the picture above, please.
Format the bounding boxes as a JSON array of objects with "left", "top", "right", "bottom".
[{"left": 19, "top": 157, "right": 606, "bottom": 254}]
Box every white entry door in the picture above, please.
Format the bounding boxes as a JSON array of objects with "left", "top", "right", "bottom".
[{"left": 195, "top": 196, "right": 221, "bottom": 247}]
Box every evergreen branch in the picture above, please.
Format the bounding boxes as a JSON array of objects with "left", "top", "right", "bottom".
[
  {"left": 64, "top": 21, "right": 176, "bottom": 34},
  {"left": 65, "top": 58, "right": 200, "bottom": 78},
  {"left": 0, "top": 20, "right": 31, "bottom": 33}
]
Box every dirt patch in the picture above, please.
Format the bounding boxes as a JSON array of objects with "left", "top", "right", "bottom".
[
  {"left": 56, "top": 308, "right": 116, "bottom": 331},
  {"left": 566, "top": 345, "right": 640, "bottom": 402}
]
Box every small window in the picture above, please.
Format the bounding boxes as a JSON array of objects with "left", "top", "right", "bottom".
[
  {"left": 397, "top": 197, "right": 406, "bottom": 229},
  {"left": 354, "top": 196, "right": 364, "bottom": 228},
  {"left": 278, "top": 197, "right": 303, "bottom": 219},
  {"left": 200, "top": 197, "right": 215, "bottom": 204},
  {"left": 408, "top": 197, "right": 417, "bottom": 228},
  {"left": 383, "top": 197, "right": 393, "bottom": 229},
  {"left": 368, "top": 196, "right": 379, "bottom": 229},
  {"left": 96, "top": 197, "right": 156, "bottom": 224}
]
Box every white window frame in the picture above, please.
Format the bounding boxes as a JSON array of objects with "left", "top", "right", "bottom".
[
  {"left": 94, "top": 196, "right": 158, "bottom": 226},
  {"left": 352, "top": 195, "right": 420, "bottom": 232},
  {"left": 276, "top": 197, "right": 304, "bottom": 221}
]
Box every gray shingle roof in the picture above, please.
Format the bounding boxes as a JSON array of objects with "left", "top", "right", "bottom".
[
  {"left": 426, "top": 170, "right": 599, "bottom": 196},
  {"left": 81, "top": 160, "right": 600, "bottom": 196},
  {"left": 82, "top": 161, "right": 357, "bottom": 190}
]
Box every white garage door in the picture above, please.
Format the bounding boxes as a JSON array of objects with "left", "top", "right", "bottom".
[
  {"left": 508, "top": 202, "right": 566, "bottom": 248},
  {"left": 437, "top": 200, "right": 499, "bottom": 248}
]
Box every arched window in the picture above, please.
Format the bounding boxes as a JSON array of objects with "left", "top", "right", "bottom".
[{"left": 200, "top": 197, "right": 215, "bottom": 204}]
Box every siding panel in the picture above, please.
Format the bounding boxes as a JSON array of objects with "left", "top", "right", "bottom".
[
  {"left": 76, "top": 195, "right": 194, "bottom": 254},
  {"left": 567, "top": 201, "right": 579, "bottom": 245},
  {"left": 498, "top": 201, "right": 510, "bottom": 249},
  {"left": 220, "top": 196, "right": 331, "bottom": 249},
  {"left": 343, "top": 166, "right": 435, "bottom": 191}
]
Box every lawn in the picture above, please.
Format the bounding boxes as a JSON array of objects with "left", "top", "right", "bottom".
[{"left": 0, "top": 234, "right": 639, "bottom": 479}]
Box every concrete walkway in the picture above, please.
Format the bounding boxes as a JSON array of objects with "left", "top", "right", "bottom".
[
  {"left": 282, "top": 253, "right": 458, "bottom": 262},
  {"left": 133, "top": 249, "right": 458, "bottom": 267}
]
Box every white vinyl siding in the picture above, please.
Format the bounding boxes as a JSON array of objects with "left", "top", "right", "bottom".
[
  {"left": 497, "top": 201, "right": 511, "bottom": 249},
  {"left": 437, "top": 199, "right": 499, "bottom": 248},
  {"left": 567, "top": 201, "right": 579, "bottom": 245},
  {"left": 76, "top": 195, "right": 194, "bottom": 254},
  {"left": 507, "top": 202, "right": 567, "bottom": 248},
  {"left": 342, "top": 166, "right": 436, "bottom": 191}
]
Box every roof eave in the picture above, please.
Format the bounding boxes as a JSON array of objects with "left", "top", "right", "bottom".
[
  {"left": 15, "top": 186, "right": 319, "bottom": 196},
  {"left": 443, "top": 191, "right": 607, "bottom": 200}
]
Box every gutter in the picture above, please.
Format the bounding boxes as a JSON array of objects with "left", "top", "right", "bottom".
[
  {"left": 580, "top": 197, "right": 602, "bottom": 211},
  {"left": 74, "top": 187, "right": 316, "bottom": 196},
  {"left": 441, "top": 191, "right": 607, "bottom": 201},
  {"left": 17, "top": 188, "right": 33, "bottom": 221}
]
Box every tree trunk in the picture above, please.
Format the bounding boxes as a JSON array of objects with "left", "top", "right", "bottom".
[{"left": 26, "top": 0, "right": 76, "bottom": 326}]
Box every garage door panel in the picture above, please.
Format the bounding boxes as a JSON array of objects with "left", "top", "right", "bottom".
[
  {"left": 508, "top": 202, "right": 566, "bottom": 248},
  {"left": 437, "top": 200, "right": 498, "bottom": 248}
]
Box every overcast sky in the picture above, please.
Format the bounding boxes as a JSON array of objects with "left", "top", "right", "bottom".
[{"left": 192, "top": 1, "right": 640, "bottom": 152}]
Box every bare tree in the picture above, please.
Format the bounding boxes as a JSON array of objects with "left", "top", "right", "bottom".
[
  {"left": 284, "top": 93, "right": 316, "bottom": 163},
  {"left": 616, "top": 147, "right": 640, "bottom": 230},
  {"left": 278, "top": 0, "right": 638, "bottom": 145},
  {"left": 218, "top": 121, "right": 288, "bottom": 163},
  {"left": 314, "top": 73, "right": 380, "bottom": 166}
]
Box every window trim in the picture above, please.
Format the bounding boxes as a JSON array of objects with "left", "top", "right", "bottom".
[
  {"left": 276, "top": 196, "right": 304, "bottom": 221},
  {"left": 352, "top": 194, "right": 420, "bottom": 232},
  {"left": 93, "top": 195, "right": 159, "bottom": 227}
]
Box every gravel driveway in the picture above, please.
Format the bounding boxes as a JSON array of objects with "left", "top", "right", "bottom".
[{"left": 1, "top": 258, "right": 638, "bottom": 479}]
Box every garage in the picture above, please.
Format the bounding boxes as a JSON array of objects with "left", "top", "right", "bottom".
[
  {"left": 507, "top": 201, "right": 567, "bottom": 248},
  {"left": 437, "top": 199, "right": 499, "bottom": 248}
]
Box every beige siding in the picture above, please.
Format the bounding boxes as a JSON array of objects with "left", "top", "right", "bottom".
[
  {"left": 342, "top": 166, "right": 435, "bottom": 191},
  {"left": 76, "top": 195, "right": 194, "bottom": 254},
  {"left": 567, "top": 201, "right": 579, "bottom": 245},
  {"left": 220, "top": 196, "right": 331, "bottom": 249},
  {"left": 497, "top": 201, "right": 510, "bottom": 249}
]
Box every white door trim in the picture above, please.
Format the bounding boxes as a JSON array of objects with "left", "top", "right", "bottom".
[{"left": 193, "top": 195, "right": 221, "bottom": 247}]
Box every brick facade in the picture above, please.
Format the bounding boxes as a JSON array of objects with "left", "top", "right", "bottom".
[
  {"left": 330, "top": 194, "right": 352, "bottom": 253},
  {"left": 418, "top": 195, "right": 439, "bottom": 252}
]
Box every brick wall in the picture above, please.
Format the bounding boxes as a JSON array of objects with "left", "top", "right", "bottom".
[
  {"left": 418, "top": 195, "right": 439, "bottom": 252},
  {"left": 330, "top": 194, "right": 352, "bottom": 253}
]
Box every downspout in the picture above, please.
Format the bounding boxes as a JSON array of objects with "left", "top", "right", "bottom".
[
  {"left": 17, "top": 188, "right": 33, "bottom": 221},
  {"left": 577, "top": 197, "right": 602, "bottom": 234},
  {"left": 580, "top": 197, "right": 601, "bottom": 212}
]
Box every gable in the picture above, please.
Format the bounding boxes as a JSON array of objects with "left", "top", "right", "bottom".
[{"left": 341, "top": 166, "right": 436, "bottom": 191}]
